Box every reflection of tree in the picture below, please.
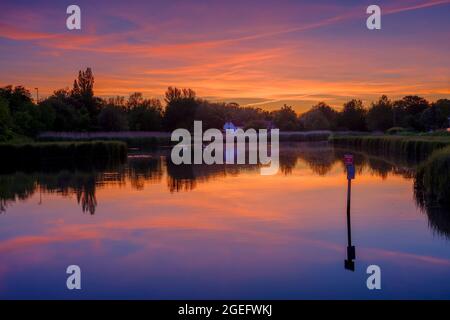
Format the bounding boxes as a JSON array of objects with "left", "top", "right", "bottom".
[
  {"left": 0, "top": 171, "right": 101, "bottom": 214},
  {"left": 165, "top": 156, "right": 260, "bottom": 192},
  {"left": 75, "top": 176, "right": 97, "bottom": 215},
  {"left": 414, "top": 183, "right": 450, "bottom": 239},
  {"left": 333, "top": 148, "right": 416, "bottom": 180},
  {"left": 279, "top": 150, "right": 298, "bottom": 175},
  {"left": 0, "top": 173, "right": 36, "bottom": 213},
  {"left": 336, "top": 146, "right": 450, "bottom": 239},
  {"left": 1, "top": 142, "right": 449, "bottom": 241},
  {"left": 127, "top": 156, "right": 163, "bottom": 190},
  {"left": 166, "top": 161, "right": 197, "bottom": 192},
  {"left": 296, "top": 145, "right": 336, "bottom": 176},
  {"left": 0, "top": 154, "right": 165, "bottom": 214}
]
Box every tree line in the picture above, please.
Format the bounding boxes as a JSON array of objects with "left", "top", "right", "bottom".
[{"left": 1, "top": 68, "right": 449, "bottom": 141}]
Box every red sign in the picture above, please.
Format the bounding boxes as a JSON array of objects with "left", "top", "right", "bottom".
[{"left": 344, "top": 154, "right": 354, "bottom": 166}]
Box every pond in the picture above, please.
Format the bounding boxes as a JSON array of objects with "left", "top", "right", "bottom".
[{"left": 1, "top": 142, "right": 449, "bottom": 299}]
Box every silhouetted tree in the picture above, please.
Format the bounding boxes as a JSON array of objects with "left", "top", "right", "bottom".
[
  {"left": 0, "top": 85, "right": 53, "bottom": 136},
  {"left": 72, "top": 68, "right": 94, "bottom": 99},
  {"left": 98, "top": 105, "right": 128, "bottom": 131},
  {"left": 393, "top": 95, "right": 429, "bottom": 130},
  {"left": 339, "top": 99, "right": 367, "bottom": 131},
  {"left": 40, "top": 88, "right": 89, "bottom": 131},
  {"left": 163, "top": 87, "right": 198, "bottom": 130},
  {"left": 434, "top": 99, "right": 450, "bottom": 119},
  {"left": 108, "top": 96, "right": 126, "bottom": 108},
  {"left": 127, "top": 92, "right": 144, "bottom": 111},
  {"left": 128, "top": 97, "right": 163, "bottom": 131},
  {"left": 299, "top": 109, "right": 331, "bottom": 130},
  {"left": 0, "top": 97, "right": 12, "bottom": 140},
  {"left": 299, "top": 102, "right": 338, "bottom": 130},
  {"left": 0, "top": 85, "right": 33, "bottom": 113},
  {"left": 271, "top": 105, "right": 298, "bottom": 131},
  {"left": 366, "top": 95, "right": 393, "bottom": 131},
  {"left": 420, "top": 104, "right": 448, "bottom": 131},
  {"left": 194, "top": 101, "right": 228, "bottom": 129},
  {"left": 71, "top": 68, "right": 102, "bottom": 128}
]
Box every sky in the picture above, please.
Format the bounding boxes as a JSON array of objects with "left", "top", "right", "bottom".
[{"left": 0, "top": 0, "right": 449, "bottom": 112}]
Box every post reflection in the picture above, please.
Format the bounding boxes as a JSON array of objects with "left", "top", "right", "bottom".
[{"left": 344, "top": 154, "right": 356, "bottom": 271}]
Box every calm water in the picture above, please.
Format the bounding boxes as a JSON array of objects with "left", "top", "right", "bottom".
[{"left": 1, "top": 142, "right": 450, "bottom": 299}]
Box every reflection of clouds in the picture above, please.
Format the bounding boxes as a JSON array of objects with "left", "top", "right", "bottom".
[
  {"left": 2, "top": 143, "right": 450, "bottom": 298},
  {"left": 361, "top": 247, "right": 450, "bottom": 268},
  {"left": 415, "top": 183, "right": 450, "bottom": 239},
  {"left": 1, "top": 143, "right": 450, "bottom": 240}
]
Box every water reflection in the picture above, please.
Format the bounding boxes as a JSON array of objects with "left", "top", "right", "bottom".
[
  {"left": 0, "top": 143, "right": 449, "bottom": 239},
  {"left": 344, "top": 162, "right": 356, "bottom": 272}
]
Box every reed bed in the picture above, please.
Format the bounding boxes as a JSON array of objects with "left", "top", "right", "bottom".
[
  {"left": 0, "top": 141, "right": 127, "bottom": 168},
  {"left": 415, "top": 145, "right": 450, "bottom": 206},
  {"left": 330, "top": 135, "right": 450, "bottom": 161}
]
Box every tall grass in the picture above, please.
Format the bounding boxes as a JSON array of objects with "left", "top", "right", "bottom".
[
  {"left": 330, "top": 135, "right": 450, "bottom": 161},
  {"left": 37, "top": 131, "right": 172, "bottom": 147},
  {"left": 279, "top": 131, "right": 331, "bottom": 142},
  {"left": 38, "top": 136, "right": 171, "bottom": 148},
  {"left": 0, "top": 141, "right": 127, "bottom": 170},
  {"left": 415, "top": 145, "right": 450, "bottom": 207}
]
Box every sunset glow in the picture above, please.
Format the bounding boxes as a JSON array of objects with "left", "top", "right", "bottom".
[{"left": 0, "top": 0, "right": 449, "bottom": 112}]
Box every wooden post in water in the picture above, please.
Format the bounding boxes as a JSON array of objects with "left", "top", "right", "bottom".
[{"left": 344, "top": 154, "right": 356, "bottom": 271}]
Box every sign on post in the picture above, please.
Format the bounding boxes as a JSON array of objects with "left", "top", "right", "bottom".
[
  {"left": 344, "top": 154, "right": 355, "bottom": 180},
  {"left": 344, "top": 154, "right": 354, "bottom": 166}
]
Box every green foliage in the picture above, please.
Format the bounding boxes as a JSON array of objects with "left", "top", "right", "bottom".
[
  {"left": 393, "top": 96, "right": 430, "bottom": 130},
  {"left": 434, "top": 99, "right": 450, "bottom": 118},
  {"left": 366, "top": 95, "right": 393, "bottom": 131},
  {"left": 415, "top": 146, "right": 450, "bottom": 206},
  {"left": 0, "top": 85, "right": 33, "bottom": 113},
  {"left": 98, "top": 105, "right": 128, "bottom": 131},
  {"left": 40, "top": 89, "right": 90, "bottom": 131},
  {"left": 339, "top": 99, "right": 367, "bottom": 131},
  {"left": 0, "top": 98, "right": 13, "bottom": 141},
  {"left": 1, "top": 72, "right": 448, "bottom": 138},
  {"left": 0, "top": 141, "right": 127, "bottom": 167},
  {"left": 128, "top": 99, "right": 163, "bottom": 131},
  {"left": 420, "top": 104, "right": 448, "bottom": 131},
  {"left": 164, "top": 87, "right": 198, "bottom": 130},
  {"left": 194, "top": 101, "right": 228, "bottom": 129},
  {"left": 298, "top": 102, "right": 342, "bottom": 130},
  {"left": 299, "top": 108, "right": 331, "bottom": 130},
  {"left": 331, "top": 135, "right": 450, "bottom": 161},
  {"left": 271, "top": 105, "right": 298, "bottom": 130}
]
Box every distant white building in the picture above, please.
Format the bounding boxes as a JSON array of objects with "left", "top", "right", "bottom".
[{"left": 223, "top": 122, "right": 237, "bottom": 132}]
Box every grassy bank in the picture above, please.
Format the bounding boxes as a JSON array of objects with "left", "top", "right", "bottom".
[
  {"left": 0, "top": 141, "right": 127, "bottom": 170},
  {"left": 330, "top": 135, "right": 450, "bottom": 161},
  {"left": 37, "top": 131, "right": 172, "bottom": 147},
  {"left": 415, "top": 145, "right": 450, "bottom": 206},
  {"left": 329, "top": 134, "right": 450, "bottom": 208},
  {"left": 37, "top": 131, "right": 332, "bottom": 147},
  {"left": 39, "top": 136, "right": 172, "bottom": 148}
]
